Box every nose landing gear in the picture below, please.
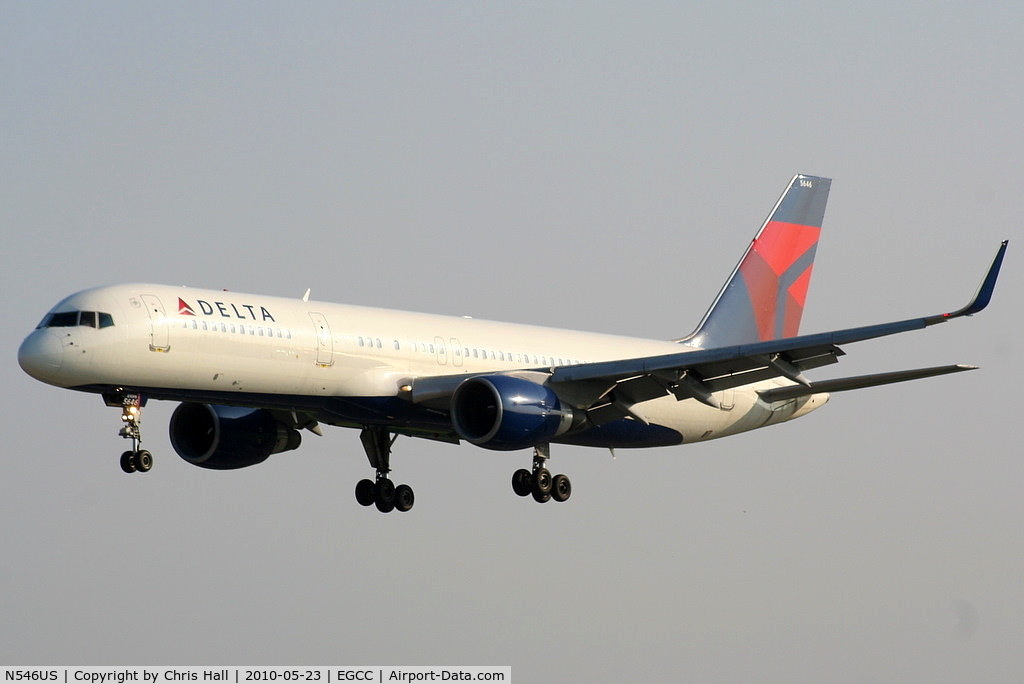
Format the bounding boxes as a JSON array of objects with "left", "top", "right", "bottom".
[{"left": 108, "top": 392, "right": 153, "bottom": 474}]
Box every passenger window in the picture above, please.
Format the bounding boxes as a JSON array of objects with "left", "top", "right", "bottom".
[
  {"left": 358, "top": 337, "right": 364, "bottom": 347},
  {"left": 394, "top": 340, "right": 400, "bottom": 350},
  {"left": 201, "top": 321, "right": 208, "bottom": 331},
  {"left": 376, "top": 339, "right": 382, "bottom": 349}
]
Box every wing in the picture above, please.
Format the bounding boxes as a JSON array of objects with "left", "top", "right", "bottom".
[
  {"left": 547, "top": 240, "right": 1007, "bottom": 423},
  {"left": 408, "top": 241, "right": 1007, "bottom": 425}
]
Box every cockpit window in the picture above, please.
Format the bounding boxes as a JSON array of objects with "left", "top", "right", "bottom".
[
  {"left": 36, "top": 310, "right": 115, "bottom": 329},
  {"left": 43, "top": 312, "right": 79, "bottom": 327}
]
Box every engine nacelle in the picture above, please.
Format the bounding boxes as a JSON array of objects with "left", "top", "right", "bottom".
[
  {"left": 451, "top": 375, "right": 573, "bottom": 451},
  {"left": 169, "top": 403, "right": 301, "bottom": 470}
]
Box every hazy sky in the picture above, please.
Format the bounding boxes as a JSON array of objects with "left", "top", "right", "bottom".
[{"left": 2, "top": 3, "right": 1021, "bottom": 681}]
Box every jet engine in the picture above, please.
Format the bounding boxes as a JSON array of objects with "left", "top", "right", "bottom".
[
  {"left": 450, "top": 375, "right": 573, "bottom": 451},
  {"left": 169, "top": 403, "right": 301, "bottom": 470}
]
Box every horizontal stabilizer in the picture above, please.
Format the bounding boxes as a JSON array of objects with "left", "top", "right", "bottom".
[{"left": 757, "top": 364, "right": 977, "bottom": 402}]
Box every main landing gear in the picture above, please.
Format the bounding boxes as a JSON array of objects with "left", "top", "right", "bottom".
[
  {"left": 115, "top": 392, "right": 153, "bottom": 474},
  {"left": 511, "top": 444, "right": 571, "bottom": 504},
  {"left": 354, "top": 427, "right": 415, "bottom": 513}
]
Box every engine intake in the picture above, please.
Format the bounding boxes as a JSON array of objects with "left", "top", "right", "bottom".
[
  {"left": 451, "top": 375, "right": 572, "bottom": 451},
  {"left": 169, "top": 403, "right": 301, "bottom": 470}
]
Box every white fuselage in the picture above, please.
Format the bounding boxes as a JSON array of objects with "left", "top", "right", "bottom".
[{"left": 19, "top": 283, "right": 828, "bottom": 448}]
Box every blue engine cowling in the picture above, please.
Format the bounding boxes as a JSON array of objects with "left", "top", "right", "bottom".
[
  {"left": 169, "top": 403, "right": 302, "bottom": 470},
  {"left": 450, "top": 375, "right": 573, "bottom": 451}
]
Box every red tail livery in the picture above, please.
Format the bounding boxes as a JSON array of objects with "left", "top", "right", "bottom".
[{"left": 685, "top": 175, "right": 830, "bottom": 347}]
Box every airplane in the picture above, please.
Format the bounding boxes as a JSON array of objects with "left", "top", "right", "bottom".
[{"left": 17, "top": 175, "right": 1008, "bottom": 513}]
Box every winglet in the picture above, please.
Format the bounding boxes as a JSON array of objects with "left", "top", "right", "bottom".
[{"left": 931, "top": 240, "right": 1008, "bottom": 322}]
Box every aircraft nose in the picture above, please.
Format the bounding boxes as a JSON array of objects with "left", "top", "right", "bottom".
[{"left": 18, "top": 330, "right": 64, "bottom": 383}]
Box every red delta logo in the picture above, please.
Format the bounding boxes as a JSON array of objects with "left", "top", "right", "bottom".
[{"left": 176, "top": 296, "right": 275, "bottom": 322}]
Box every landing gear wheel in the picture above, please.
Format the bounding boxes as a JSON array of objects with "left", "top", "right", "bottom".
[
  {"left": 394, "top": 484, "right": 415, "bottom": 512},
  {"left": 355, "top": 479, "right": 375, "bottom": 506},
  {"left": 512, "top": 469, "right": 532, "bottom": 497},
  {"left": 135, "top": 450, "right": 153, "bottom": 473},
  {"left": 533, "top": 467, "right": 552, "bottom": 495},
  {"left": 358, "top": 428, "right": 416, "bottom": 513},
  {"left": 551, "top": 473, "right": 572, "bottom": 502},
  {"left": 120, "top": 451, "right": 137, "bottom": 473},
  {"left": 374, "top": 478, "right": 396, "bottom": 513},
  {"left": 516, "top": 444, "right": 572, "bottom": 505}
]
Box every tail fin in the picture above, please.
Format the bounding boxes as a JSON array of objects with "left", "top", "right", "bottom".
[{"left": 682, "top": 174, "right": 832, "bottom": 348}]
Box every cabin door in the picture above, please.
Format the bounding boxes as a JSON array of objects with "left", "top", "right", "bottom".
[
  {"left": 140, "top": 294, "right": 170, "bottom": 352},
  {"left": 309, "top": 312, "right": 334, "bottom": 367}
]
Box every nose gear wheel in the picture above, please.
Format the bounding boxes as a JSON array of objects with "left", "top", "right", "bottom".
[{"left": 111, "top": 392, "right": 154, "bottom": 474}]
